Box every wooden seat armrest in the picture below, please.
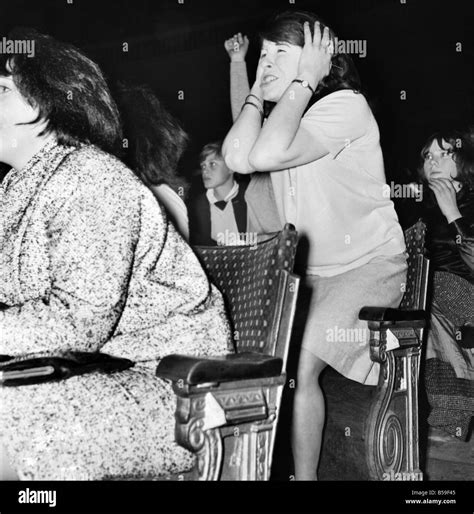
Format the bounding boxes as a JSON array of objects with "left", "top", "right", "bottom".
[
  {"left": 359, "top": 306, "right": 427, "bottom": 323},
  {"left": 156, "top": 352, "right": 283, "bottom": 386}
]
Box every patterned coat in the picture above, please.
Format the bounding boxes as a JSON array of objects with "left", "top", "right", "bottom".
[{"left": 0, "top": 140, "right": 231, "bottom": 479}]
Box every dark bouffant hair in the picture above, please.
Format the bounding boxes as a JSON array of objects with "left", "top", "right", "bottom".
[
  {"left": 115, "top": 84, "right": 189, "bottom": 193},
  {"left": 259, "top": 10, "right": 362, "bottom": 105},
  {"left": 418, "top": 127, "right": 474, "bottom": 189},
  {"left": 0, "top": 27, "right": 122, "bottom": 155}
]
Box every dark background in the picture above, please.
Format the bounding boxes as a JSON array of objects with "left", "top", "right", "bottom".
[
  {"left": 1, "top": 0, "right": 473, "bottom": 186},
  {"left": 0, "top": 0, "right": 473, "bottom": 493}
]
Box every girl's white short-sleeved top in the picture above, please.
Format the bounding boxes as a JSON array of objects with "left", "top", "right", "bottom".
[{"left": 270, "top": 89, "right": 406, "bottom": 276}]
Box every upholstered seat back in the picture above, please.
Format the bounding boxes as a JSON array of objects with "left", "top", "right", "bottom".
[
  {"left": 400, "top": 220, "right": 428, "bottom": 311},
  {"left": 194, "top": 224, "right": 298, "bottom": 357}
]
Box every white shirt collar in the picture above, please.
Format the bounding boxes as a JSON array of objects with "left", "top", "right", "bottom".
[{"left": 206, "top": 181, "right": 239, "bottom": 205}]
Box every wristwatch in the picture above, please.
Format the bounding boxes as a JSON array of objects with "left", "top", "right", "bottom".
[{"left": 292, "top": 79, "right": 316, "bottom": 95}]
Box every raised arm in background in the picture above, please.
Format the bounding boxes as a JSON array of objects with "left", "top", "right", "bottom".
[{"left": 224, "top": 33, "right": 250, "bottom": 122}]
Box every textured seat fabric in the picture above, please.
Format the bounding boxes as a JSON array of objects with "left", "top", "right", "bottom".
[
  {"left": 154, "top": 225, "right": 300, "bottom": 480},
  {"left": 156, "top": 225, "right": 298, "bottom": 383},
  {"left": 359, "top": 221, "right": 428, "bottom": 322},
  {"left": 399, "top": 220, "right": 427, "bottom": 310},
  {"left": 157, "top": 353, "right": 283, "bottom": 385},
  {"left": 192, "top": 225, "right": 298, "bottom": 356}
]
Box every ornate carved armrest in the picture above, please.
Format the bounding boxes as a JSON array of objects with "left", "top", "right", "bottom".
[
  {"left": 357, "top": 307, "right": 425, "bottom": 480},
  {"left": 156, "top": 353, "right": 284, "bottom": 436},
  {"left": 156, "top": 355, "right": 286, "bottom": 480},
  {"left": 359, "top": 307, "right": 427, "bottom": 358},
  {"left": 156, "top": 352, "right": 282, "bottom": 385}
]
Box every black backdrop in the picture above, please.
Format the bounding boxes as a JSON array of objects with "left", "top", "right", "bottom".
[
  {"left": 0, "top": 2, "right": 473, "bottom": 510},
  {"left": 1, "top": 0, "right": 473, "bottom": 185}
]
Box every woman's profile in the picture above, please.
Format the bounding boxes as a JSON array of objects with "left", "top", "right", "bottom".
[{"left": 0, "top": 28, "right": 230, "bottom": 480}]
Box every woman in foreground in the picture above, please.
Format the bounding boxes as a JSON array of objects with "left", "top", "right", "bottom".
[{"left": 0, "top": 28, "right": 230, "bottom": 480}]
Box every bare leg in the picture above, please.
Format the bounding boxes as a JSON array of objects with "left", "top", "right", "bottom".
[
  {"left": 292, "top": 349, "right": 327, "bottom": 480},
  {"left": 0, "top": 444, "right": 18, "bottom": 480}
]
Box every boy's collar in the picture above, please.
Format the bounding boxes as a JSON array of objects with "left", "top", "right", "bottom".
[{"left": 206, "top": 181, "right": 239, "bottom": 204}]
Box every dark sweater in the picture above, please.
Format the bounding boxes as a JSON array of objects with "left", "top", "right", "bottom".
[
  {"left": 188, "top": 181, "right": 249, "bottom": 246},
  {"left": 424, "top": 186, "right": 474, "bottom": 284}
]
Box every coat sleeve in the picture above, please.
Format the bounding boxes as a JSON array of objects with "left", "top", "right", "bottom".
[
  {"left": 450, "top": 217, "right": 474, "bottom": 273},
  {"left": 188, "top": 194, "right": 215, "bottom": 246},
  {"left": 0, "top": 172, "right": 141, "bottom": 357}
]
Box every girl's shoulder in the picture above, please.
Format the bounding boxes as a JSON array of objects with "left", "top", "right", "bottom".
[
  {"left": 151, "top": 183, "right": 186, "bottom": 208},
  {"left": 306, "top": 89, "right": 370, "bottom": 117}
]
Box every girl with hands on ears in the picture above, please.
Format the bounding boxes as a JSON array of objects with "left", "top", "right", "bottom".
[
  {"left": 223, "top": 12, "right": 360, "bottom": 174},
  {"left": 223, "top": 11, "right": 407, "bottom": 480},
  {"left": 296, "top": 21, "right": 334, "bottom": 94}
]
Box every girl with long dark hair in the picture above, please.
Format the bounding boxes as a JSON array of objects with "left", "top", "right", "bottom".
[
  {"left": 116, "top": 84, "right": 190, "bottom": 239},
  {"left": 416, "top": 128, "right": 473, "bottom": 440}
]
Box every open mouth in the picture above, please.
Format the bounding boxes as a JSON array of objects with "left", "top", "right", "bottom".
[{"left": 261, "top": 75, "right": 278, "bottom": 86}]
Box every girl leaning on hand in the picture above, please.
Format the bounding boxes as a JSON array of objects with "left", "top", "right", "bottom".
[{"left": 416, "top": 129, "right": 474, "bottom": 440}]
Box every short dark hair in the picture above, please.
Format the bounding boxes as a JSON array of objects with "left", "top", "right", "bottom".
[
  {"left": 115, "top": 84, "right": 189, "bottom": 193},
  {"left": 418, "top": 127, "right": 474, "bottom": 189},
  {"left": 0, "top": 27, "right": 122, "bottom": 155},
  {"left": 199, "top": 141, "right": 223, "bottom": 164},
  {"left": 259, "top": 10, "right": 361, "bottom": 104}
]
